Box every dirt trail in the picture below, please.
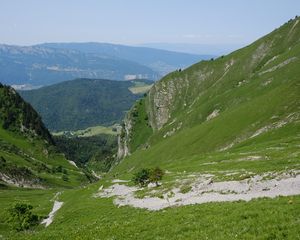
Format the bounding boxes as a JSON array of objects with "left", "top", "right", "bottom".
[{"left": 96, "top": 173, "right": 300, "bottom": 211}]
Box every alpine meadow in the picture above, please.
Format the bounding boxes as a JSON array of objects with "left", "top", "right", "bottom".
[{"left": 0, "top": 1, "right": 299, "bottom": 240}]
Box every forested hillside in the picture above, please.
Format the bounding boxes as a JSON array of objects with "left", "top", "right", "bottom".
[{"left": 20, "top": 79, "right": 153, "bottom": 131}]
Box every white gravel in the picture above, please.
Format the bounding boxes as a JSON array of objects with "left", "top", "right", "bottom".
[
  {"left": 92, "top": 170, "right": 102, "bottom": 180},
  {"left": 68, "top": 160, "right": 78, "bottom": 168},
  {"left": 97, "top": 172, "right": 300, "bottom": 211},
  {"left": 41, "top": 197, "right": 63, "bottom": 227},
  {"left": 111, "top": 179, "right": 130, "bottom": 183}
]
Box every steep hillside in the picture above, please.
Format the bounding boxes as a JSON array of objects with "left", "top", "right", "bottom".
[
  {"left": 38, "top": 42, "right": 211, "bottom": 76},
  {"left": 0, "top": 44, "right": 157, "bottom": 87},
  {"left": 0, "top": 84, "right": 89, "bottom": 188},
  {"left": 117, "top": 17, "right": 300, "bottom": 177},
  {"left": 19, "top": 79, "right": 153, "bottom": 131},
  {"left": 0, "top": 83, "right": 53, "bottom": 144}
]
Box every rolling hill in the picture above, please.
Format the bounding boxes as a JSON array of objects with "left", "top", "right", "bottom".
[{"left": 19, "top": 78, "right": 153, "bottom": 131}]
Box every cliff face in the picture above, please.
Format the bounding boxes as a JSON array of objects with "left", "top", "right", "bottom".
[
  {"left": 117, "top": 115, "right": 132, "bottom": 159},
  {"left": 117, "top": 94, "right": 154, "bottom": 159}
]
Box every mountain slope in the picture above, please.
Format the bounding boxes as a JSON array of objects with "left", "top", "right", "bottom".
[
  {"left": 116, "top": 17, "right": 300, "bottom": 177},
  {"left": 0, "top": 44, "right": 157, "bottom": 87},
  {"left": 38, "top": 42, "right": 211, "bottom": 76},
  {"left": 1, "top": 18, "right": 300, "bottom": 240},
  {"left": 0, "top": 83, "right": 53, "bottom": 144},
  {"left": 19, "top": 78, "right": 153, "bottom": 131},
  {"left": 0, "top": 84, "right": 89, "bottom": 188}
]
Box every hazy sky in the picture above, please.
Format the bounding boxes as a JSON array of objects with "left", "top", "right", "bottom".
[{"left": 0, "top": 0, "right": 299, "bottom": 46}]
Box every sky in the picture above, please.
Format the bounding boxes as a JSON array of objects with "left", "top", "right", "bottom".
[{"left": 0, "top": 0, "right": 299, "bottom": 48}]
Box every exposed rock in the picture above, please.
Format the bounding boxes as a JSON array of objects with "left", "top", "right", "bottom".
[
  {"left": 96, "top": 172, "right": 300, "bottom": 211},
  {"left": 149, "top": 80, "right": 176, "bottom": 130},
  {"left": 0, "top": 172, "right": 44, "bottom": 189},
  {"left": 259, "top": 57, "right": 297, "bottom": 75},
  {"left": 41, "top": 200, "right": 63, "bottom": 227},
  {"left": 117, "top": 114, "right": 132, "bottom": 159},
  {"left": 206, "top": 109, "right": 220, "bottom": 121}
]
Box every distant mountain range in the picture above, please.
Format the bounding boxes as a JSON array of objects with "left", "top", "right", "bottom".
[
  {"left": 38, "top": 42, "right": 213, "bottom": 75},
  {"left": 0, "top": 43, "right": 210, "bottom": 88}
]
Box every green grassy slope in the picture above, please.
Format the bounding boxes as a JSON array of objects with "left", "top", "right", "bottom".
[
  {"left": 0, "top": 84, "right": 88, "bottom": 188},
  {"left": 20, "top": 78, "right": 153, "bottom": 131},
  {"left": 0, "top": 183, "right": 299, "bottom": 240},
  {"left": 0, "top": 127, "right": 89, "bottom": 188},
  {"left": 115, "top": 17, "right": 300, "bottom": 178}
]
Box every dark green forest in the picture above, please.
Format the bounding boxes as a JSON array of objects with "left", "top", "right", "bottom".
[
  {"left": 20, "top": 79, "right": 152, "bottom": 131},
  {"left": 54, "top": 134, "right": 117, "bottom": 172}
]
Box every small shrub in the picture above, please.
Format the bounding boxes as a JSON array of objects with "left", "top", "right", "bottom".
[
  {"left": 133, "top": 167, "right": 165, "bottom": 187},
  {"left": 7, "top": 203, "right": 40, "bottom": 231},
  {"left": 149, "top": 167, "right": 164, "bottom": 186},
  {"left": 132, "top": 168, "right": 150, "bottom": 187}
]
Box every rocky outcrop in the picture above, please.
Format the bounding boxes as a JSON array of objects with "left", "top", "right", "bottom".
[
  {"left": 0, "top": 172, "right": 44, "bottom": 189},
  {"left": 117, "top": 113, "right": 132, "bottom": 159},
  {"left": 148, "top": 79, "right": 176, "bottom": 130}
]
